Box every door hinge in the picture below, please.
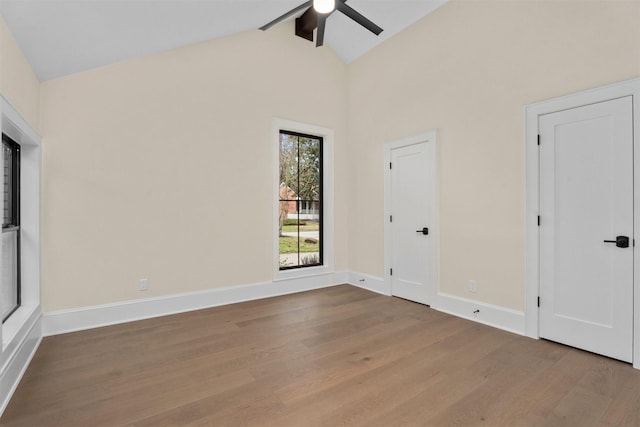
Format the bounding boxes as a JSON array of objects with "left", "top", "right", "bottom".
[
  {"left": 389, "top": 162, "right": 392, "bottom": 170},
  {"left": 537, "top": 215, "right": 540, "bottom": 226},
  {"left": 537, "top": 134, "right": 540, "bottom": 146},
  {"left": 390, "top": 215, "right": 393, "bottom": 223},
  {"left": 390, "top": 268, "right": 393, "bottom": 276},
  {"left": 537, "top": 296, "right": 540, "bottom": 307}
]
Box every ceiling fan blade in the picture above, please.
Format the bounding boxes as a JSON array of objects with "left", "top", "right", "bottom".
[
  {"left": 316, "top": 15, "right": 326, "bottom": 47},
  {"left": 336, "top": 1, "right": 383, "bottom": 35},
  {"left": 260, "top": 1, "right": 313, "bottom": 31}
]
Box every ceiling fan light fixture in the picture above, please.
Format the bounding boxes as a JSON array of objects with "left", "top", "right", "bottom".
[{"left": 313, "top": 0, "right": 335, "bottom": 14}]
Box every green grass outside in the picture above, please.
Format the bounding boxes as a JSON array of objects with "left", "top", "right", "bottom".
[
  {"left": 281, "top": 223, "right": 319, "bottom": 232},
  {"left": 279, "top": 236, "right": 319, "bottom": 254},
  {"left": 281, "top": 219, "right": 319, "bottom": 232}
]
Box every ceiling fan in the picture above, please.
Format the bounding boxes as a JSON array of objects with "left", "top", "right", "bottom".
[{"left": 260, "top": 0, "right": 383, "bottom": 47}]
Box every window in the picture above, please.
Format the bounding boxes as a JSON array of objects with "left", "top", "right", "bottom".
[
  {"left": 278, "top": 130, "right": 322, "bottom": 270},
  {"left": 2, "top": 133, "right": 20, "bottom": 322}
]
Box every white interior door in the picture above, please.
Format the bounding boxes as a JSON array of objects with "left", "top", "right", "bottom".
[
  {"left": 539, "top": 96, "right": 633, "bottom": 362},
  {"left": 390, "top": 142, "right": 435, "bottom": 305}
]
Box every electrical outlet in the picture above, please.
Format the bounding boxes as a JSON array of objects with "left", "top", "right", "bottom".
[
  {"left": 469, "top": 280, "right": 477, "bottom": 293},
  {"left": 139, "top": 278, "right": 149, "bottom": 291}
]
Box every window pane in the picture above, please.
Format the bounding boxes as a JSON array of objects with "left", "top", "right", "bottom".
[
  {"left": 2, "top": 231, "right": 19, "bottom": 320},
  {"left": 278, "top": 131, "right": 322, "bottom": 270},
  {"left": 3, "top": 134, "right": 20, "bottom": 322},
  {"left": 279, "top": 134, "right": 299, "bottom": 196},
  {"left": 298, "top": 137, "right": 320, "bottom": 203},
  {"left": 3, "top": 142, "right": 13, "bottom": 226}
]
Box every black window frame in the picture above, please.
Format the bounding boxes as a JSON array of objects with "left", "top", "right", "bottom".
[
  {"left": 2, "top": 133, "right": 21, "bottom": 323},
  {"left": 278, "top": 130, "right": 323, "bottom": 270}
]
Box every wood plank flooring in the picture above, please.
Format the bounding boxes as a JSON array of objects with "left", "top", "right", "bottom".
[{"left": 2, "top": 285, "right": 640, "bottom": 426}]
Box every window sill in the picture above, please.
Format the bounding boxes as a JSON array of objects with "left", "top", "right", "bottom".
[
  {"left": 274, "top": 264, "right": 333, "bottom": 282},
  {"left": 2, "top": 304, "right": 40, "bottom": 351}
]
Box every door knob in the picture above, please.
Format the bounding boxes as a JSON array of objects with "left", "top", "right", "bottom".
[
  {"left": 416, "top": 227, "right": 429, "bottom": 235},
  {"left": 603, "top": 235, "right": 629, "bottom": 248}
]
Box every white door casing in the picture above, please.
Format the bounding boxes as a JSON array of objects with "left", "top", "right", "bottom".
[
  {"left": 384, "top": 132, "right": 437, "bottom": 306},
  {"left": 525, "top": 77, "right": 640, "bottom": 368},
  {"left": 539, "top": 97, "right": 633, "bottom": 362}
]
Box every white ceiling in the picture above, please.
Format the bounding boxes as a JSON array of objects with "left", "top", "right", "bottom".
[{"left": 0, "top": 0, "right": 447, "bottom": 82}]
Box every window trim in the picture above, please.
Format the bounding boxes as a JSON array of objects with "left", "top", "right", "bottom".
[
  {"left": 1, "top": 93, "right": 41, "bottom": 352},
  {"left": 272, "top": 119, "right": 333, "bottom": 281}
]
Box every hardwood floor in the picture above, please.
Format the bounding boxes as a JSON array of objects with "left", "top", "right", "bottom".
[{"left": 2, "top": 285, "right": 639, "bottom": 426}]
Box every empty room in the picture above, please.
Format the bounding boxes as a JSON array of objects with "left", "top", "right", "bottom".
[{"left": 1, "top": 0, "right": 640, "bottom": 425}]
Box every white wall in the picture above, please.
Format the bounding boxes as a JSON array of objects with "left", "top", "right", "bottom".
[
  {"left": 0, "top": 17, "right": 39, "bottom": 131},
  {"left": 39, "top": 22, "right": 349, "bottom": 312},
  {"left": 7, "top": 0, "right": 640, "bottom": 329},
  {"left": 347, "top": 0, "right": 640, "bottom": 311}
]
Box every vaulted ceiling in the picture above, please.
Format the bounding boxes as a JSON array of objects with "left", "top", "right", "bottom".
[{"left": 0, "top": 0, "right": 447, "bottom": 81}]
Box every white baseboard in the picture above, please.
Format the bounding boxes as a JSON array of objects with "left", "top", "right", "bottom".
[
  {"left": 347, "top": 271, "right": 389, "bottom": 295},
  {"left": 434, "top": 292, "right": 526, "bottom": 336},
  {"left": 42, "top": 271, "right": 348, "bottom": 336},
  {"left": 346, "top": 272, "right": 525, "bottom": 336},
  {"left": 0, "top": 309, "right": 42, "bottom": 417},
  {"left": 42, "top": 271, "right": 526, "bottom": 339}
]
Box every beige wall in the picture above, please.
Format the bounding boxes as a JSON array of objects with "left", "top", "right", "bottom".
[
  {"left": 347, "top": 0, "right": 640, "bottom": 310},
  {"left": 0, "top": 16, "right": 40, "bottom": 131},
  {"left": 14, "top": 0, "right": 640, "bottom": 314},
  {"left": 40, "top": 22, "right": 349, "bottom": 311}
]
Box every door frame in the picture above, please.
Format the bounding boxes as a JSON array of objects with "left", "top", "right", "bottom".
[
  {"left": 384, "top": 130, "right": 438, "bottom": 304},
  {"left": 525, "top": 77, "right": 640, "bottom": 368}
]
